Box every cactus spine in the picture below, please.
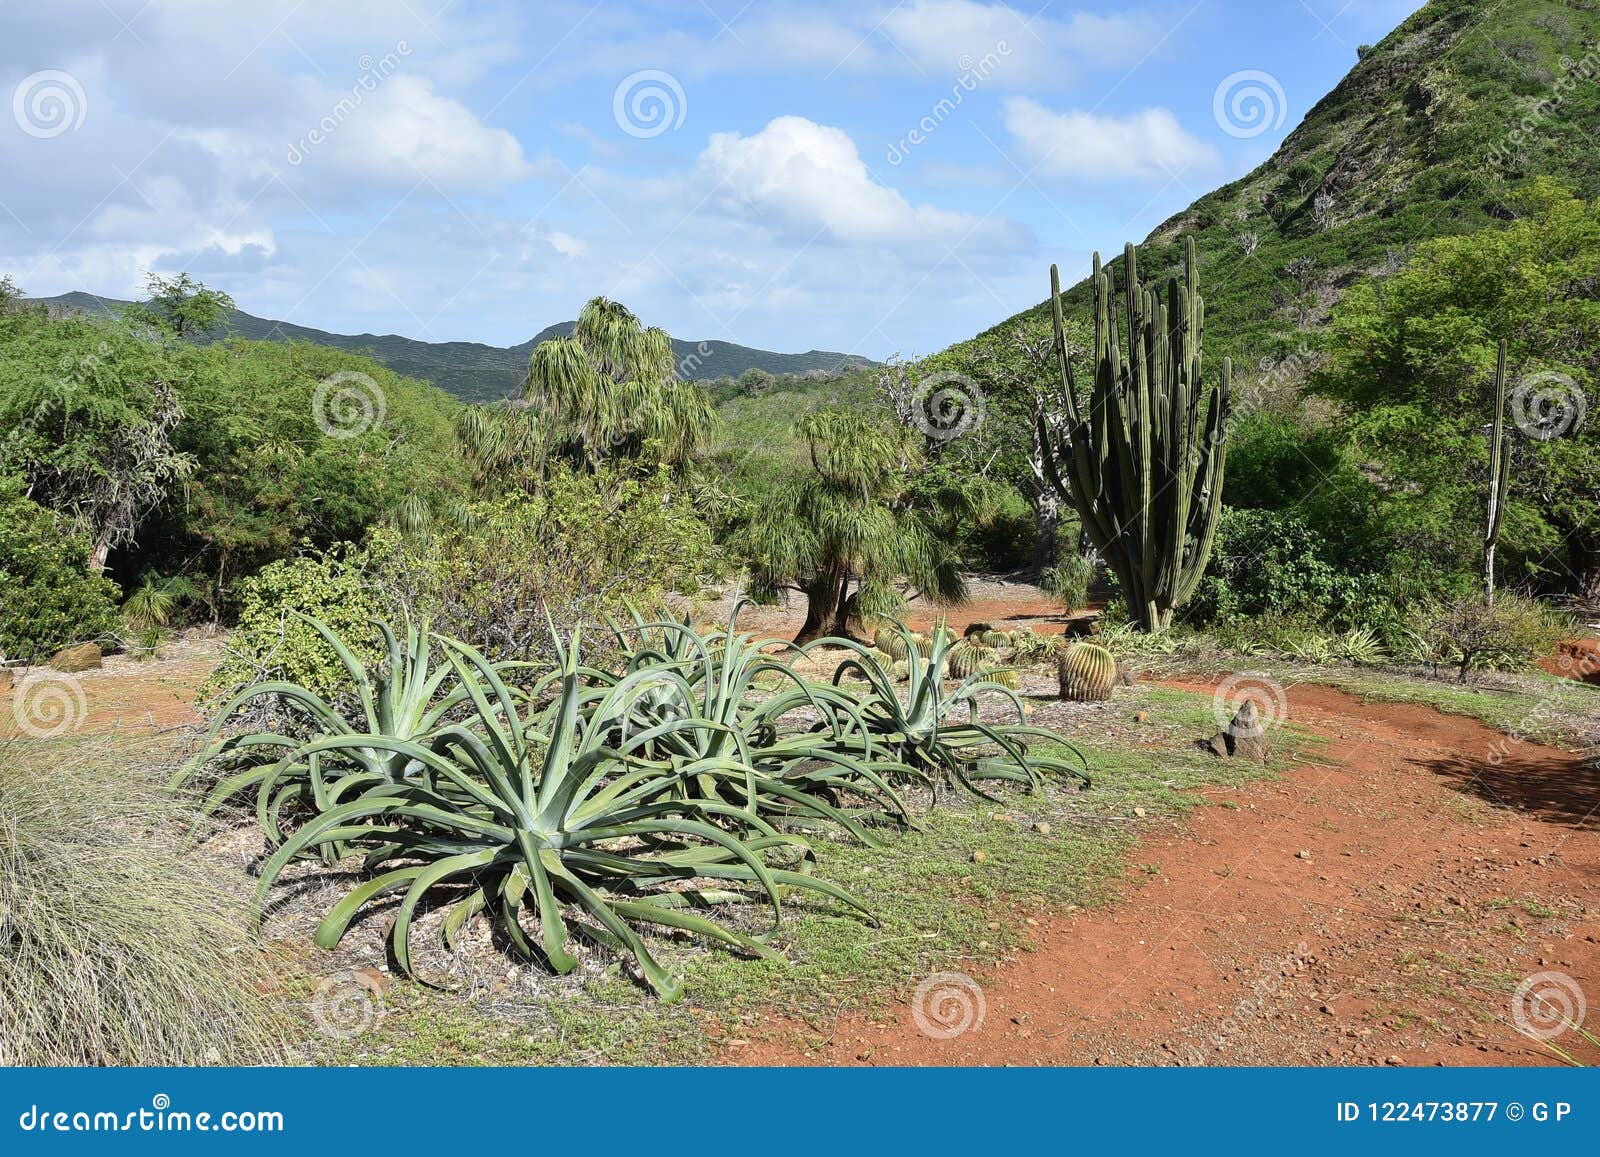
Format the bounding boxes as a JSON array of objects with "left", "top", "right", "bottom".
[
  {"left": 1058, "top": 642, "right": 1117, "bottom": 701},
  {"left": 1039, "top": 236, "right": 1231, "bottom": 631}
]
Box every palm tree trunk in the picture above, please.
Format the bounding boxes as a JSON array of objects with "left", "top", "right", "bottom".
[{"left": 794, "top": 569, "right": 854, "bottom": 644}]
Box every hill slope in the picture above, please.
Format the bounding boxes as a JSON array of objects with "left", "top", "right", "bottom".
[
  {"left": 29, "top": 292, "right": 876, "bottom": 404},
  {"left": 957, "top": 0, "right": 1600, "bottom": 374}
]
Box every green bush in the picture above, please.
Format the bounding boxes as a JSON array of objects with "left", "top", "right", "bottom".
[
  {"left": 0, "top": 479, "right": 120, "bottom": 663},
  {"left": 1405, "top": 593, "right": 1572, "bottom": 680},
  {"left": 383, "top": 466, "right": 723, "bottom": 662},
  {"left": 1185, "top": 507, "right": 1393, "bottom": 631},
  {"left": 1040, "top": 552, "right": 1094, "bottom": 613},
  {"left": 203, "top": 544, "right": 389, "bottom": 703}
]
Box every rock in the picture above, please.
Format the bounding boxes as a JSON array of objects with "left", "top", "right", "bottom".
[
  {"left": 1296, "top": 850, "right": 1312, "bottom": 861},
  {"left": 1115, "top": 660, "right": 1138, "bottom": 687},
  {"left": 48, "top": 643, "right": 102, "bottom": 673},
  {"left": 0, "top": 667, "right": 13, "bottom": 690},
  {"left": 1032, "top": 821, "right": 1052, "bottom": 835},
  {"left": 1133, "top": 710, "right": 1148, "bottom": 723},
  {"left": 1200, "top": 700, "right": 1268, "bottom": 762},
  {"left": 1062, "top": 616, "right": 1101, "bottom": 638},
  {"left": 970, "top": 850, "right": 988, "bottom": 864},
  {"left": 1133, "top": 807, "right": 1147, "bottom": 818}
]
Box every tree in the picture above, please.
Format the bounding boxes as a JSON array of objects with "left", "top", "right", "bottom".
[
  {"left": 0, "top": 312, "right": 193, "bottom": 572},
  {"left": 523, "top": 297, "right": 715, "bottom": 474},
  {"left": 128, "top": 272, "right": 235, "bottom": 338},
  {"left": 1316, "top": 180, "right": 1600, "bottom": 598},
  {"left": 739, "top": 408, "right": 964, "bottom": 644}
]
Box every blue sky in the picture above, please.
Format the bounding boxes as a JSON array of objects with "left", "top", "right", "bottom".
[{"left": 0, "top": 0, "right": 1427, "bottom": 359}]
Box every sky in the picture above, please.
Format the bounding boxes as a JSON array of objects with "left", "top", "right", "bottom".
[{"left": 0, "top": 0, "right": 1429, "bottom": 360}]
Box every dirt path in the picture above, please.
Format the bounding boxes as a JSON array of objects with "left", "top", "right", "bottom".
[{"left": 739, "top": 681, "right": 1600, "bottom": 1067}]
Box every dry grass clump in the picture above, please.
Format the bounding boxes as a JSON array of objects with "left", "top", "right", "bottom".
[{"left": 0, "top": 737, "right": 288, "bottom": 1065}]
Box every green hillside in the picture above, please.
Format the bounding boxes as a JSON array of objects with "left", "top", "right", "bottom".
[
  {"left": 957, "top": 0, "right": 1600, "bottom": 374},
  {"left": 28, "top": 291, "right": 875, "bottom": 404}
]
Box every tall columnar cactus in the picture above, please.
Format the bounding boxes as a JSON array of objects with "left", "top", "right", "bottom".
[
  {"left": 1039, "top": 237, "right": 1232, "bottom": 631},
  {"left": 1484, "top": 339, "right": 1511, "bottom": 607}
]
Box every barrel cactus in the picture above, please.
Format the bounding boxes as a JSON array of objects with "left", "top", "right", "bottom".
[
  {"left": 1058, "top": 642, "right": 1117, "bottom": 701},
  {"left": 946, "top": 640, "right": 993, "bottom": 680},
  {"left": 981, "top": 665, "right": 1021, "bottom": 690},
  {"left": 874, "top": 627, "right": 911, "bottom": 661},
  {"left": 890, "top": 659, "right": 910, "bottom": 682},
  {"left": 981, "top": 630, "right": 1011, "bottom": 648}
]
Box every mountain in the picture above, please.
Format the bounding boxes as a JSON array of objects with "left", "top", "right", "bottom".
[
  {"left": 957, "top": 0, "right": 1600, "bottom": 374},
  {"left": 27, "top": 292, "right": 876, "bottom": 404}
]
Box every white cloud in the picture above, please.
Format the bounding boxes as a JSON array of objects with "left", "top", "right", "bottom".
[
  {"left": 701, "top": 115, "right": 998, "bottom": 245},
  {"left": 289, "top": 74, "right": 530, "bottom": 192},
  {"left": 878, "top": 0, "right": 1161, "bottom": 84},
  {"left": 1001, "top": 98, "right": 1219, "bottom": 180}
]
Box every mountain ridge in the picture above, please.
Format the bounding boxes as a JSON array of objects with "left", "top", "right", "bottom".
[
  {"left": 27, "top": 291, "right": 877, "bottom": 404},
  {"left": 951, "top": 0, "right": 1600, "bottom": 375}
]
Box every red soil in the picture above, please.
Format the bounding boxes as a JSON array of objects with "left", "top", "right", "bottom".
[
  {"left": 736, "top": 681, "right": 1600, "bottom": 1067},
  {"left": 1541, "top": 638, "right": 1600, "bottom": 685}
]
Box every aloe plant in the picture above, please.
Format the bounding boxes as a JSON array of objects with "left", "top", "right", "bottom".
[
  {"left": 257, "top": 630, "right": 871, "bottom": 1001},
  {"left": 817, "top": 624, "right": 1090, "bottom": 796},
  {"left": 175, "top": 616, "right": 488, "bottom": 841},
  {"left": 604, "top": 605, "right": 917, "bottom": 840}
]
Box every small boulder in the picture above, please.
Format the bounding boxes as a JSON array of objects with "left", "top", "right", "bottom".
[
  {"left": 1199, "top": 700, "right": 1269, "bottom": 763},
  {"left": 1062, "top": 616, "right": 1102, "bottom": 639},
  {"left": 48, "top": 643, "right": 102, "bottom": 673}
]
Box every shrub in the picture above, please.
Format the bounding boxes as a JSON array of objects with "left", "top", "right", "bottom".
[
  {"left": 1405, "top": 593, "right": 1573, "bottom": 680},
  {"left": 1185, "top": 507, "right": 1393, "bottom": 630},
  {"left": 382, "top": 466, "right": 723, "bottom": 662},
  {"left": 0, "top": 739, "right": 286, "bottom": 1064},
  {"left": 203, "top": 544, "right": 390, "bottom": 703},
  {"left": 1040, "top": 552, "right": 1095, "bottom": 613},
  {"left": 0, "top": 479, "right": 120, "bottom": 663}
]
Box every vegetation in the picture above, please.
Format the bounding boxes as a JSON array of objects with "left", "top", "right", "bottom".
[
  {"left": 1040, "top": 238, "right": 1231, "bottom": 630},
  {"left": 740, "top": 409, "right": 965, "bottom": 643},
  {"left": 0, "top": 478, "right": 120, "bottom": 662},
  {"left": 30, "top": 291, "right": 875, "bottom": 406},
  {"left": 0, "top": 739, "right": 286, "bottom": 1065},
  {"left": 181, "top": 609, "right": 1087, "bottom": 1001}
]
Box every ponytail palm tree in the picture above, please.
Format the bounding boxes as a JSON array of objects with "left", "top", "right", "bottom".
[
  {"left": 523, "top": 297, "right": 714, "bottom": 473},
  {"left": 741, "top": 409, "right": 965, "bottom": 644}
]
